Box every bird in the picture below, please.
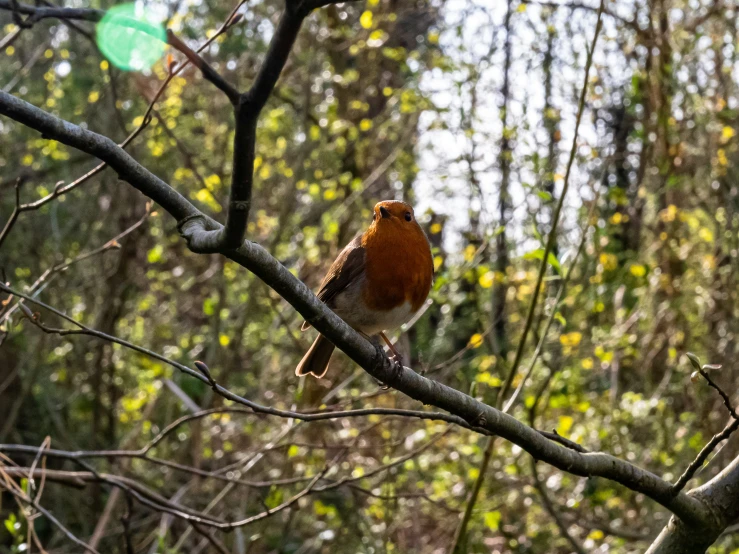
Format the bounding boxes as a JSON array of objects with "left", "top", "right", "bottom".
[{"left": 296, "top": 200, "right": 434, "bottom": 378}]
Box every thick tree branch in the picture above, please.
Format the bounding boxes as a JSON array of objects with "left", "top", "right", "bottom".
[
  {"left": 216, "top": 6, "right": 308, "bottom": 250},
  {"left": 0, "top": 0, "right": 104, "bottom": 25}
]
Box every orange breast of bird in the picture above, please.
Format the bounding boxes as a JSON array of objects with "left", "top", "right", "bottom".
[{"left": 360, "top": 217, "right": 433, "bottom": 314}]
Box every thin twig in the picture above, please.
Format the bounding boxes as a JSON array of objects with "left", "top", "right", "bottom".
[
  {"left": 697, "top": 368, "right": 739, "bottom": 420},
  {"left": 0, "top": 467, "right": 101, "bottom": 554},
  {"left": 0, "top": 177, "right": 23, "bottom": 250},
  {"left": 166, "top": 29, "right": 240, "bottom": 104}
]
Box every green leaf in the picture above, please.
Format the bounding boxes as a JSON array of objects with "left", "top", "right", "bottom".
[
  {"left": 147, "top": 244, "right": 163, "bottom": 264},
  {"left": 686, "top": 352, "right": 701, "bottom": 370},
  {"left": 484, "top": 510, "right": 501, "bottom": 531},
  {"left": 4, "top": 513, "right": 18, "bottom": 535},
  {"left": 523, "top": 248, "right": 561, "bottom": 273},
  {"left": 554, "top": 312, "right": 566, "bottom": 326}
]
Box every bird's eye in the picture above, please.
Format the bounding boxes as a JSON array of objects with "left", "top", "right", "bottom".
[{"left": 404, "top": 212, "right": 412, "bottom": 222}]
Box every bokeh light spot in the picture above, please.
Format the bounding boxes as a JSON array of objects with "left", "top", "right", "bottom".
[{"left": 96, "top": 3, "right": 166, "bottom": 72}]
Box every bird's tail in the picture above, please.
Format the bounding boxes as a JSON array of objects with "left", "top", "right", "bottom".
[{"left": 295, "top": 334, "right": 335, "bottom": 378}]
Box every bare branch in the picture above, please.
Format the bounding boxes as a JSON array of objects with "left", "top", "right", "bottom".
[
  {"left": 0, "top": 0, "right": 104, "bottom": 24},
  {"left": 694, "top": 365, "right": 739, "bottom": 421},
  {"left": 0, "top": 177, "right": 22, "bottom": 250},
  {"left": 166, "top": 29, "right": 240, "bottom": 104},
  {"left": 672, "top": 418, "right": 739, "bottom": 493},
  {"left": 0, "top": 467, "right": 101, "bottom": 554},
  {"left": 672, "top": 357, "right": 739, "bottom": 492}
]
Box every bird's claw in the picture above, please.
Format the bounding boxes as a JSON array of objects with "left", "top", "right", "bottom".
[
  {"left": 370, "top": 341, "right": 404, "bottom": 389},
  {"left": 389, "top": 353, "right": 404, "bottom": 374}
]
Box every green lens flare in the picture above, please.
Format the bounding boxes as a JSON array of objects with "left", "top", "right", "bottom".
[{"left": 96, "top": 3, "right": 166, "bottom": 72}]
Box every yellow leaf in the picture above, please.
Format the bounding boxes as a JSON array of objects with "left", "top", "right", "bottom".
[
  {"left": 468, "top": 333, "right": 484, "bottom": 348},
  {"left": 721, "top": 126, "right": 735, "bottom": 143},
  {"left": 558, "top": 415, "right": 574, "bottom": 434},
  {"left": 204, "top": 174, "right": 221, "bottom": 188},
  {"left": 359, "top": 10, "right": 373, "bottom": 29},
  {"left": 599, "top": 252, "right": 618, "bottom": 271},
  {"left": 629, "top": 264, "right": 647, "bottom": 277},
  {"left": 478, "top": 271, "right": 494, "bottom": 289},
  {"left": 559, "top": 332, "right": 582, "bottom": 347},
  {"left": 699, "top": 228, "right": 714, "bottom": 242},
  {"left": 581, "top": 358, "right": 594, "bottom": 369},
  {"left": 359, "top": 118, "right": 373, "bottom": 131},
  {"left": 219, "top": 334, "right": 230, "bottom": 346},
  {"left": 88, "top": 91, "right": 100, "bottom": 103}
]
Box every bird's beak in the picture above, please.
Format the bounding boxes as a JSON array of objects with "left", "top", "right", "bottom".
[{"left": 379, "top": 206, "right": 391, "bottom": 219}]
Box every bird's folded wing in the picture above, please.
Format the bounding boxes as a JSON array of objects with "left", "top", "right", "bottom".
[{"left": 301, "top": 235, "right": 365, "bottom": 331}]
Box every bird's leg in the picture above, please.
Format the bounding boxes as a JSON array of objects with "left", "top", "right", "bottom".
[
  {"left": 368, "top": 335, "right": 391, "bottom": 389},
  {"left": 379, "top": 332, "right": 404, "bottom": 375},
  {"left": 380, "top": 332, "right": 403, "bottom": 364}
]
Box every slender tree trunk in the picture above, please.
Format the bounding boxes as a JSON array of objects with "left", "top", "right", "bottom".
[
  {"left": 541, "top": 16, "right": 559, "bottom": 253},
  {"left": 492, "top": 0, "right": 513, "bottom": 361}
]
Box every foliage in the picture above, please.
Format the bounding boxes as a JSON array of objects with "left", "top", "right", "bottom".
[{"left": 1, "top": 0, "right": 739, "bottom": 552}]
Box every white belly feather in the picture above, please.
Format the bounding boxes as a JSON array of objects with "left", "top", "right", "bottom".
[{"left": 330, "top": 274, "right": 416, "bottom": 335}]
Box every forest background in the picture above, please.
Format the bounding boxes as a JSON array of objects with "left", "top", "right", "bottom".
[{"left": 2, "top": 0, "right": 739, "bottom": 552}]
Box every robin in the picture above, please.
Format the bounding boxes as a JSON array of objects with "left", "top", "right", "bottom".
[{"left": 296, "top": 200, "right": 434, "bottom": 378}]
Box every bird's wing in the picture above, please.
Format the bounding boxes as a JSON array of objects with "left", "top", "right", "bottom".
[{"left": 301, "top": 235, "right": 365, "bottom": 330}]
